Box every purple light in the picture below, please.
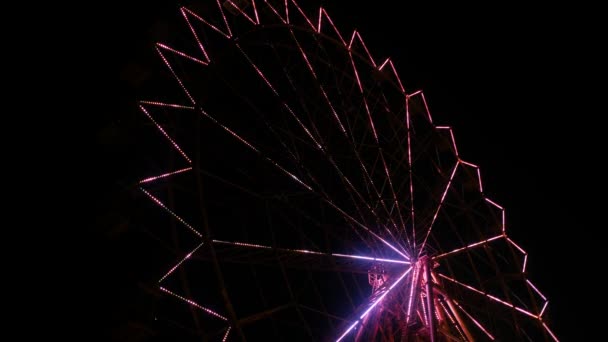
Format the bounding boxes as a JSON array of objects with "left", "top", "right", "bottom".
[
  {"left": 336, "top": 267, "right": 413, "bottom": 341},
  {"left": 406, "top": 96, "right": 416, "bottom": 249}
]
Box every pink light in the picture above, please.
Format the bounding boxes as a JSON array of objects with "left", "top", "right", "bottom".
[
  {"left": 380, "top": 152, "right": 407, "bottom": 237},
  {"left": 420, "top": 92, "right": 433, "bottom": 123},
  {"left": 156, "top": 45, "right": 195, "bottom": 104},
  {"left": 318, "top": 8, "right": 346, "bottom": 45},
  {"left": 289, "top": 0, "right": 315, "bottom": 30},
  {"left": 484, "top": 197, "right": 503, "bottom": 210},
  {"left": 160, "top": 287, "right": 227, "bottom": 320},
  {"left": 237, "top": 43, "right": 326, "bottom": 148},
  {"left": 180, "top": 7, "right": 211, "bottom": 62},
  {"left": 212, "top": 239, "right": 272, "bottom": 250},
  {"left": 156, "top": 43, "right": 208, "bottom": 66},
  {"left": 140, "top": 104, "right": 192, "bottom": 164},
  {"left": 332, "top": 253, "right": 409, "bottom": 264},
  {"left": 336, "top": 266, "right": 413, "bottom": 341},
  {"left": 262, "top": 0, "right": 287, "bottom": 24},
  {"left": 525, "top": 279, "right": 547, "bottom": 301},
  {"left": 433, "top": 235, "right": 504, "bottom": 260},
  {"left": 436, "top": 126, "right": 459, "bottom": 157},
  {"left": 212, "top": 240, "right": 410, "bottom": 265},
  {"left": 139, "top": 167, "right": 192, "bottom": 184},
  {"left": 452, "top": 299, "right": 495, "bottom": 340},
  {"left": 407, "top": 90, "right": 422, "bottom": 97},
  {"left": 506, "top": 237, "right": 527, "bottom": 255},
  {"left": 139, "top": 101, "right": 194, "bottom": 110},
  {"left": 438, "top": 273, "right": 537, "bottom": 319},
  {"left": 288, "top": 36, "right": 347, "bottom": 135},
  {"left": 348, "top": 31, "right": 375, "bottom": 67},
  {"left": 224, "top": 0, "right": 258, "bottom": 25},
  {"left": 406, "top": 97, "right": 416, "bottom": 249},
  {"left": 140, "top": 188, "right": 202, "bottom": 237},
  {"left": 139, "top": 188, "right": 203, "bottom": 237},
  {"left": 476, "top": 168, "right": 483, "bottom": 193},
  {"left": 335, "top": 321, "right": 359, "bottom": 342},
  {"left": 455, "top": 160, "right": 477, "bottom": 168},
  {"left": 380, "top": 59, "right": 405, "bottom": 93},
  {"left": 327, "top": 199, "right": 409, "bottom": 260},
  {"left": 484, "top": 197, "right": 505, "bottom": 232},
  {"left": 405, "top": 264, "right": 419, "bottom": 323},
  {"left": 197, "top": 107, "right": 260, "bottom": 153},
  {"left": 252, "top": 0, "right": 260, "bottom": 24},
  {"left": 420, "top": 292, "right": 429, "bottom": 325},
  {"left": 360, "top": 267, "right": 412, "bottom": 318},
  {"left": 182, "top": 4, "right": 232, "bottom": 38},
  {"left": 347, "top": 49, "right": 379, "bottom": 143},
  {"left": 542, "top": 321, "right": 560, "bottom": 342},
  {"left": 437, "top": 301, "right": 452, "bottom": 325},
  {"left": 222, "top": 326, "right": 232, "bottom": 342},
  {"left": 523, "top": 254, "right": 528, "bottom": 272},
  {"left": 378, "top": 58, "right": 389, "bottom": 70},
  {"left": 419, "top": 162, "right": 459, "bottom": 256},
  {"left": 159, "top": 241, "right": 205, "bottom": 283},
  {"left": 448, "top": 127, "right": 458, "bottom": 156},
  {"left": 540, "top": 300, "right": 549, "bottom": 317}
]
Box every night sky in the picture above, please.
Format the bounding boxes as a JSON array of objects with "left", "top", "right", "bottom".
[{"left": 87, "top": 1, "right": 601, "bottom": 340}]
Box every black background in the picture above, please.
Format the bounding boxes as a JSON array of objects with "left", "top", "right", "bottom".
[{"left": 85, "top": 1, "right": 602, "bottom": 340}]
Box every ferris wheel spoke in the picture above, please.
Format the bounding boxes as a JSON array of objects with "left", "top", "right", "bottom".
[
  {"left": 232, "top": 43, "right": 409, "bottom": 254},
  {"left": 284, "top": 32, "right": 408, "bottom": 248},
  {"left": 198, "top": 239, "right": 408, "bottom": 273},
  {"left": 437, "top": 273, "right": 537, "bottom": 319},
  {"left": 418, "top": 161, "right": 460, "bottom": 256},
  {"left": 451, "top": 299, "right": 496, "bottom": 341},
  {"left": 336, "top": 266, "right": 413, "bottom": 341},
  {"left": 432, "top": 235, "right": 504, "bottom": 260},
  {"left": 139, "top": 103, "right": 193, "bottom": 164},
  {"left": 139, "top": 167, "right": 193, "bottom": 184},
  {"left": 221, "top": 326, "right": 231, "bottom": 342},
  {"left": 404, "top": 94, "right": 417, "bottom": 250},
  {"left": 198, "top": 102, "right": 409, "bottom": 259},
  {"left": 159, "top": 241, "right": 206, "bottom": 283},
  {"left": 160, "top": 286, "right": 228, "bottom": 321},
  {"left": 140, "top": 188, "right": 203, "bottom": 238},
  {"left": 220, "top": 45, "right": 408, "bottom": 258}
]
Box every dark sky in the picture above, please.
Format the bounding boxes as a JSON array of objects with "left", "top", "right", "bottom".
[{"left": 87, "top": 1, "right": 601, "bottom": 340}]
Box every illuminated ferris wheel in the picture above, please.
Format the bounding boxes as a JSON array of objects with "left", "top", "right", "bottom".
[{"left": 136, "top": 1, "right": 559, "bottom": 340}]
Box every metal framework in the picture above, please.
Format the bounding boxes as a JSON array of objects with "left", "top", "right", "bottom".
[{"left": 135, "top": 1, "right": 559, "bottom": 340}]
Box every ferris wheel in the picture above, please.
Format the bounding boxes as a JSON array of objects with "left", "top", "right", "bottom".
[{"left": 135, "top": 0, "right": 559, "bottom": 340}]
